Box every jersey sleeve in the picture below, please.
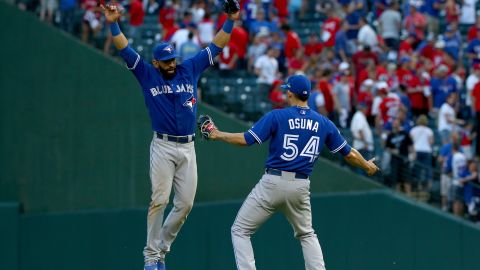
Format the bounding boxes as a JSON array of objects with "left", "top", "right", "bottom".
[
  {"left": 243, "top": 111, "right": 277, "bottom": 145},
  {"left": 325, "top": 119, "right": 351, "bottom": 156},
  {"left": 119, "top": 46, "right": 148, "bottom": 81},
  {"left": 183, "top": 43, "right": 220, "bottom": 79}
]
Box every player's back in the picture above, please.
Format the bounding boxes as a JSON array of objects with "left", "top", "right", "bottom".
[{"left": 263, "top": 106, "right": 346, "bottom": 176}]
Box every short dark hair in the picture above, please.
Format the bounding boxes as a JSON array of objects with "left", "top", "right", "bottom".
[
  {"left": 294, "top": 93, "right": 309, "bottom": 101},
  {"left": 281, "top": 24, "right": 291, "bottom": 31}
]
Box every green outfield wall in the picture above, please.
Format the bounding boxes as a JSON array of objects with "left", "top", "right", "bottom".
[
  {"left": 0, "top": 203, "right": 19, "bottom": 270},
  {"left": 0, "top": 3, "right": 380, "bottom": 213},
  {"left": 1, "top": 190, "right": 479, "bottom": 270}
]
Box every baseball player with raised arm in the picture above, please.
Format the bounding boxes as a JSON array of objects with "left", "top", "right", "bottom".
[
  {"left": 198, "top": 74, "right": 379, "bottom": 270},
  {"left": 101, "top": 1, "right": 240, "bottom": 270}
]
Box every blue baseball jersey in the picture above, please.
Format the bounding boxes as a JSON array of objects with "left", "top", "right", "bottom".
[
  {"left": 120, "top": 46, "right": 217, "bottom": 136},
  {"left": 244, "top": 106, "right": 351, "bottom": 175},
  {"left": 430, "top": 76, "right": 457, "bottom": 108}
]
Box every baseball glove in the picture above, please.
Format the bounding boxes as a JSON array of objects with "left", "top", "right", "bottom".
[
  {"left": 197, "top": 115, "right": 217, "bottom": 140},
  {"left": 222, "top": 0, "right": 240, "bottom": 14}
]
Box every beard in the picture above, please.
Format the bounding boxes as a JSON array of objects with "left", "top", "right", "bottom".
[{"left": 159, "top": 67, "right": 177, "bottom": 80}]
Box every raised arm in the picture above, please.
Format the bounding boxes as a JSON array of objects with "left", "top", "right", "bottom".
[
  {"left": 102, "top": 5, "right": 128, "bottom": 50},
  {"left": 101, "top": 4, "right": 147, "bottom": 74},
  {"left": 212, "top": 1, "right": 241, "bottom": 49}
]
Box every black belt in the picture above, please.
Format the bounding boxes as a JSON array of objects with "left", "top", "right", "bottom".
[
  {"left": 265, "top": 168, "right": 308, "bottom": 179},
  {"left": 156, "top": 133, "right": 195, "bottom": 143}
]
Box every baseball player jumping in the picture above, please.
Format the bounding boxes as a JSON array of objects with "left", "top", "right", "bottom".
[
  {"left": 101, "top": 1, "right": 240, "bottom": 270},
  {"left": 198, "top": 74, "right": 380, "bottom": 270}
]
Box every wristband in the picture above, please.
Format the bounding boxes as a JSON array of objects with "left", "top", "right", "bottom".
[
  {"left": 222, "top": 19, "right": 234, "bottom": 34},
  {"left": 110, "top": 22, "right": 121, "bottom": 36}
]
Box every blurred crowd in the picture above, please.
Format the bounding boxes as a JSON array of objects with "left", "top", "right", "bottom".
[{"left": 14, "top": 0, "right": 480, "bottom": 222}]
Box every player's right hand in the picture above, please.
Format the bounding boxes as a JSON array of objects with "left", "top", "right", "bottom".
[{"left": 101, "top": 4, "right": 121, "bottom": 23}]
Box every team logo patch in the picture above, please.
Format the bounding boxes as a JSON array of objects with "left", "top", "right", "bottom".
[
  {"left": 164, "top": 46, "right": 173, "bottom": 53},
  {"left": 183, "top": 95, "right": 197, "bottom": 111},
  {"left": 300, "top": 110, "right": 306, "bottom": 115}
]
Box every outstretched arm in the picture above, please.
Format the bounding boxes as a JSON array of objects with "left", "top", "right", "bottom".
[
  {"left": 344, "top": 148, "right": 379, "bottom": 176},
  {"left": 210, "top": 130, "right": 248, "bottom": 146}
]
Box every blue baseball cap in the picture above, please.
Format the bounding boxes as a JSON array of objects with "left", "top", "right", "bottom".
[
  {"left": 281, "top": 75, "right": 311, "bottom": 96},
  {"left": 153, "top": 42, "right": 177, "bottom": 61}
]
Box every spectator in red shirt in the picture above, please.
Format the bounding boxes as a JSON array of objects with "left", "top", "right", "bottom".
[
  {"left": 445, "top": 0, "right": 460, "bottom": 24},
  {"left": 406, "top": 74, "right": 429, "bottom": 117},
  {"left": 159, "top": 1, "right": 175, "bottom": 28},
  {"left": 219, "top": 44, "right": 238, "bottom": 76},
  {"left": 375, "top": 60, "right": 389, "bottom": 82},
  {"left": 159, "top": 0, "right": 176, "bottom": 40},
  {"left": 304, "top": 33, "right": 323, "bottom": 58},
  {"left": 288, "top": 49, "right": 307, "bottom": 75},
  {"left": 230, "top": 21, "right": 249, "bottom": 69},
  {"left": 128, "top": 0, "right": 144, "bottom": 41},
  {"left": 404, "top": 4, "right": 427, "bottom": 41},
  {"left": 396, "top": 56, "right": 414, "bottom": 86},
  {"left": 429, "top": 40, "right": 455, "bottom": 73},
  {"left": 467, "top": 18, "right": 480, "bottom": 42},
  {"left": 281, "top": 24, "right": 302, "bottom": 60},
  {"left": 273, "top": 0, "right": 289, "bottom": 21},
  {"left": 379, "top": 91, "right": 402, "bottom": 128},
  {"left": 398, "top": 33, "right": 416, "bottom": 58},
  {"left": 320, "top": 9, "right": 342, "bottom": 48},
  {"left": 352, "top": 45, "right": 379, "bottom": 73},
  {"left": 356, "top": 59, "right": 377, "bottom": 94},
  {"left": 315, "top": 68, "right": 335, "bottom": 119},
  {"left": 269, "top": 80, "right": 287, "bottom": 109}
]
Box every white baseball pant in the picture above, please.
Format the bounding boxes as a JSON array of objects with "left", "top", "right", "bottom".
[
  {"left": 231, "top": 173, "right": 326, "bottom": 270},
  {"left": 143, "top": 133, "right": 197, "bottom": 265}
]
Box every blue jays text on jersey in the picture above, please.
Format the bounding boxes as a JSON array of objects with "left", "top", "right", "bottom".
[
  {"left": 243, "top": 106, "right": 351, "bottom": 176},
  {"left": 118, "top": 44, "right": 221, "bottom": 136},
  {"left": 149, "top": 83, "right": 194, "bottom": 96}
]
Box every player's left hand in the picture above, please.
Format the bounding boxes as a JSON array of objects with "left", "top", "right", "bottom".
[
  {"left": 197, "top": 115, "right": 218, "bottom": 140},
  {"left": 223, "top": 0, "right": 241, "bottom": 20},
  {"left": 365, "top": 158, "right": 380, "bottom": 176}
]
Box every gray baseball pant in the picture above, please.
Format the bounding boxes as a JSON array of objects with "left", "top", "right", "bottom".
[
  {"left": 143, "top": 134, "right": 197, "bottom": 265},
  {"left": 231, "top": 173, "right": 326, "bottom": 270}
]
